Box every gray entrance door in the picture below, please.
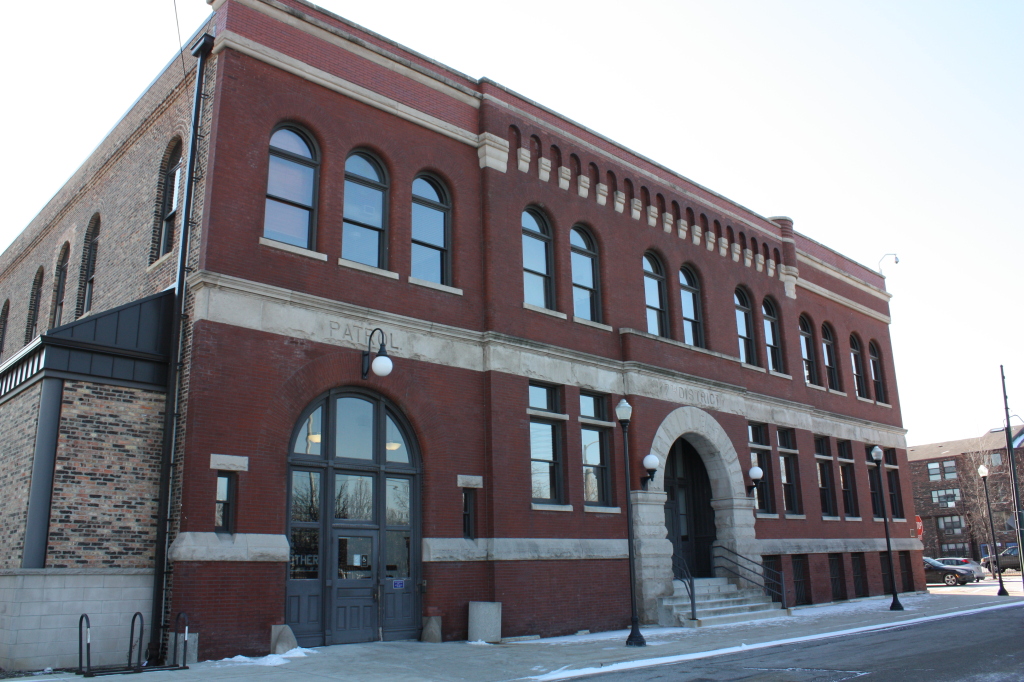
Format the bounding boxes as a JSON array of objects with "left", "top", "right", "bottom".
[
  {"left": 286, "top": 390, "right": 421, "bottom": 646},
  {"left": 664, "top": 439, "right": 716, "bottom": 577}
]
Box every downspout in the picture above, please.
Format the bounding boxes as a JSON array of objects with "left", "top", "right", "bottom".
[{"left": 149, "top": 32, "right": 215, "bottom": 664}]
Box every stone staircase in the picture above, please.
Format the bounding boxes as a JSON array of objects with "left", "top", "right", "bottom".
[{"left": 659, "top": 577, "right": 791, "bottom": 627}]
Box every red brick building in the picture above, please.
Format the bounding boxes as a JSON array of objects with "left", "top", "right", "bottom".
[{"left": 0, "top": 0, "right": 921, "bottom": 669}]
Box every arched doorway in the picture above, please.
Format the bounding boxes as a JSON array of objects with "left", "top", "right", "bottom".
[
  {"left": 286, "top": 388, "right": 420, "bottom": 645},
  {"left": 663, "top": 438, "right": 716, "bottom": 577}
]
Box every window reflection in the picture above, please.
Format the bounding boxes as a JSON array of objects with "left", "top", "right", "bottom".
[
  {"left": 385, "top": 415, "right": 409, "bottom": 463},
  {"left": 290, "top": 528, "right": 319, "bottom": 579},
  {"left": 291, "top": 471, "right": 321, "bottom": 522},
  {"left": 336, "top": 397, "right": 374, "bottom": 460},
  {"left": 386, "top": 478, "right": 411, "bottom": 526},
  {"left": 335, "top": 474, "right": 374, "bottom": 521},
  {"left": 294, "top": 406, "right": 323, "bottom": 456},
  {"left": 337, "top": 536, "right": 373, "bottom": 580},
  {"left": 385, "top": 530, "right": 410, "bottom": 578}
]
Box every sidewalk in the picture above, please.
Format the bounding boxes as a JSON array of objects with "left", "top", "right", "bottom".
[{"left": 34, "top": 584, "right": 1024, "bottom": 682}]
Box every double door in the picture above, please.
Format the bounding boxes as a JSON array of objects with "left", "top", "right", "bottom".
[
  {"left": 663, "top": 439, "right": 716, "bottom": 577},
  {"left": 287, "top": 468, "right": 419, "bottom": 645}
]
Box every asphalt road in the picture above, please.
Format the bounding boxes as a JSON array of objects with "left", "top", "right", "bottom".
[{"left": 576, "top": 606, "right": 1024, "bottom": 681}]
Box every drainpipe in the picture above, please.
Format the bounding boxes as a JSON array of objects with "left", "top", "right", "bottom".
[{"left": 149, "top": 32, "right": 215, "bottom": 664}]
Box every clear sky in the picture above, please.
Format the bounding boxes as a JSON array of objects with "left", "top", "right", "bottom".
[{"left": 1, "top": 0, "right": 1021, "bottom": 446}]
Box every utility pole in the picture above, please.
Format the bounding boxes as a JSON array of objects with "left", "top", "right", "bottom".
[{"left": 1000, "top": 365, "right": 1024, "bottom": 590}]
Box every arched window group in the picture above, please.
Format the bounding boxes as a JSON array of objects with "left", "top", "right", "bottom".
[
  {"left": 521, "top": 209, "right": 553, "bottom": 309},
  {"left": 80, "top": 217, "right": 100, "bottom": 316},
  {"left": 261, "top": 125, "right": 454, "bottom": 287},
  {"left": 51, "top": 245, "right": 70, "bottom": 328},
  {"left": 157, "top": 140, "right": 183, "bottom": 259}
]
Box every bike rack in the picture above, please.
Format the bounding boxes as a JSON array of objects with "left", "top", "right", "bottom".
[{"left": 77, "top": 612, "right": 190, "bottom": 677}]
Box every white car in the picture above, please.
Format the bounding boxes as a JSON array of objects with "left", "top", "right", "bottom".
[{"left": 937, "top": 557, "right": 985, "bottom": 581}]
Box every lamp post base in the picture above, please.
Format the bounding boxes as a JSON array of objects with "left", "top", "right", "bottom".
[
  {"left": 889, "top": 593, "right": 904, "bottom": 611},
  {"left": 625, "top": 619, "right": 646, "bottom": 647}
]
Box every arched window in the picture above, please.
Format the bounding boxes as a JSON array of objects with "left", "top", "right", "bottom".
[
  {"left": 762, "top": 298, "right": 782, "bottom": 372},
  {"left": 0, "top": 300, "right": 9, "bottom": 355},
  {"left": 80, "top": 218, "right": 100, "bottom": 315},
  {"left": 799, "top": 315, "right": 818, "bottom": 385},
  {"left": 679, "top": 266, "right": 702, "bottom": 347},
  {"left": 343, "top": 152, "right": 388, "bottom": 268},
  {"left": 51, "top": 245, "right": 70, "bottom": 328},
  {"left": 822, "top": 324, "right": 840, "bottom": 390},
  {"left": 643, "top": 253, "right": 667, "bottom": 337},
  {"left": 869, "top": 342, "right": 887, "bottom": 403},
  {"left": 522, "top": 209, "right": 553, "bottom": 309},
  {"left": 734, "top": 288, "right": 754, "bottom": 364},
  {"left": 410, "top": 176, "right": 450, "bottom": 285},
  {"left": 157, "top": 140, "right": 183, "bottom": 259},
  {"left": 570, "top": 227, "right": 599, "bottom": 321},
  {"left": 265, "top": 127, "right": 318, "bottom": 250},
  {"left": 287, "top": 388, "right": 420, "bottom": 644},
  {"left": 850, "top": 335, "right": 868, "bottom": 398},
  {"left": 25, "top": 267, "right": 44, "bottom": 344}
]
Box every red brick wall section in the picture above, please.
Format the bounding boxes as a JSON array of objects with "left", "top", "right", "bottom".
[
  {"left": 46, "top": 381, "right": 164, "bottom": 568},
  {"left": 170, "top": 561, "right": 286, "bottom": 660},
  {"left": 0, "top": 383, "right": 41, "bottom": 569}
]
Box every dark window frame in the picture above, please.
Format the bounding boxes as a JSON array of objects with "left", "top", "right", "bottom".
[
  {"left": 51, "top": 248, "right": 69, "bottom": 329},
  {"left": 840, "top": 462, "right": 858, "bottom": 516},
  {"left": 25, "top": 267, "right": 44, "bottom": 343},
  {"left": 570, "top": 226, "right": 601, "bottom": 322},
  {"left": 869, "top": 342, "right": 887, "bottom": 403},
  {"left": 779, "top": 452, "right": 800, "bottom": 514},
  {"left": 799, "top": 315, "right": 819, "bottom": 385},
  {"left": 735, "top": 288, "right": 755, "bottom": 365},
  {"left": 522, "top": 208, "right": 554, "bottom": 309},
  {"left": 762, "top": 298, "right": 782, "bottom": 373},
  {"left": 678, "top": 266, "right": 703, "bottom": 348},
  {"left": 215, "top": 471, "right": 236, "bottom": 533},
  {"left": 0, "top": 300, "right": 8, "bottom": 354},
  {"left": 528, "top": 383, "right": 564, "bottom": 504},
  {"left": 850, "top": 335, "right": 868, "bottom": 398},
  {"left": 749, "top": 422, "right": 773, "bottom": 513},
  {"left": 343, "top": 150, "right": 390, "bottom": 268},
  {"left": 158, "top": 140, "right": 183, "bottom": 259},
  {"left": 265, "top": 125, "right": 320, "bottom": 251},
  {"left": 821, "top": 323, "right": 840, "bottom": 390},
  {"left": 886, "top": 468, "right": 904, "bottom": 518},
  {"left": 643, "top": 253, "right": 668, "bottom": 337},
  {"left": 818, "top": 459, "right": 837, "bottom": 516},
  {"left": 941, "top": 459, "right": 957, "bottom": 479},
  {"left": 462, "top": 488, "right": 476, "bottom": 539},
  {"left": 411, "top": 174, "right": 452, "bottom": 286}
]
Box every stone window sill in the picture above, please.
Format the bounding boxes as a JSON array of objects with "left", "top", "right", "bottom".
[
  {"left": 146, "top": 251, "right": 174, "bottom": 272},
  {"left": 845, "top": 516, "right": 862, "bottom": 521},
  {"left": 856, "top": 396, "right": 875, "bottom": 404},
  {"left": 573, "top": 316, "right": 613, "bottom": 332},
  {"left": 806, "top": 382, "right": 826, "bottom": 392},
  {"left": 527, "top": 409, "right": 569, "bottom": 421},
  {"left": 409, "top": 276, "right": 463, "bottom": 296},
  {"left": 337, "top": 257, "right": 399, "bottom": 279},
  {"left": 828, "top": 388, "right": 848, "bottom": 397},
  {"left": 524, "top": 302, "right": 567, "bottom": 319},
  {"left": 259, "top": 237, "right": 328, "bottom": 261},
  {"left": 876, "top": 401, "right": 892, "bottom": 409},
  {"left": 584, "top": 506, "right": 621, "bottom": 514},
  {"left": 756, "top": 513, "right": 779, "bottom": 519},
  {"left": 784, "top": 514, "right": 806, "bottom": 520},
  {"left": 579, "top": 416, "right": 616, "bottom": 428},
  {"left": 532, "top": 503, "right": 573, "bottom": 512},
  {"left": 769, "top": 370, "right": 792, "bottom": 380},
  {"left": 822, "top": 516, "right": 841, "bottom": 521},
  {"left": 742, "top": 363, "right": 766, "bottom": 373}
]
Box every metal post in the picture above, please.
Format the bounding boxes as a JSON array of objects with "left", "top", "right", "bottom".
[
  {"left": 1000, "top": 366, "right": 1024, "bottom": 592},
  {"left": 619, "top": 419, "right": 645, "bottom": 647},
  {"left": 982, "top": 474, "right": 1009, "bottom": 596},
  {"left": 876, "top": 461, "right": 903, "bottom": 610}
]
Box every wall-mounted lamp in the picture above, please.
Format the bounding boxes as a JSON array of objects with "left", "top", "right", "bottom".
[
  {"left": 746, "top": 465, "right": 763, "bottom": 497},
  {"left": 641, "top": 454, "right": 660, "bottom": 490},
  {"left": 361, "top": 328, "right": 393, "bottom": 379}
]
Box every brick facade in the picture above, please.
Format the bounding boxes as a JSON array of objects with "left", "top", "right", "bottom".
[
  {"left": 0, "top": 0, "right": 921, "bottom": 664},
  {"left": 46, "top": 382, "right": 165, "bottom": 568},
  {"left": 0, "top": 384, "right": 41, "bottom": 569}
]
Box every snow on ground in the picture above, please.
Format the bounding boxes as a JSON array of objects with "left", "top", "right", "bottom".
[{"left": 209, "top": 647, "right": 318, "bottom": 667}]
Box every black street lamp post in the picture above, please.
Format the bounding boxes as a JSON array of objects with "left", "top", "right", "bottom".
[
  {"left": 615, "top": 398, "right": 645, "bottom": 647},
  {"left": 870, "top": 446, "right": 903, "bottom": 611},
  {"left": 979, "top": 464, "right": 1010, "bottom": 596}
]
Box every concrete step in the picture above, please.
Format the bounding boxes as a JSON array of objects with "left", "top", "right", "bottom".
[
  {"left": 688, "top": 602, "right": 782, "bottom": 619},
  {"left": 678, "top": 606, "right": 790, "bottom": 628},
  {"left": 661, "top": 593, "right": 768, "bottom": 608}
]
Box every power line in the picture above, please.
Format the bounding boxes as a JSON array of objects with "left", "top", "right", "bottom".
[{"left": 172, "top": 0, "right": 187, "bottom": 79}]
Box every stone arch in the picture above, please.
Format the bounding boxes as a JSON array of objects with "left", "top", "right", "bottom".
[{"left": 645, "top": 406, "right": 755, "bottom": 549}]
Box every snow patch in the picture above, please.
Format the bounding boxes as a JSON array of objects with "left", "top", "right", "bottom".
[{"left": 211, "top": 647, "right": 317, "bottom": 667}]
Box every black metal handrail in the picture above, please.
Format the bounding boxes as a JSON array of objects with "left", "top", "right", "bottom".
[
  {"left": 712, "top": 546, "right": 787, "bottom": 609},
  {"left": 78, "top": 614, "right": 92, "bottom": 676},
  {"left": 671, "top": 554, "right": 697, "bottom": 621}
]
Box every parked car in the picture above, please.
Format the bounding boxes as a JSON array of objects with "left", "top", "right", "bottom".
[
  {"left": 923, "top": 557, "right": 973, "bottom": 586},
  {"left": 937, "top": 557, "right": 985, "bottom": 581},
  {"left": 982, "top": 547, "right": 1020, "bottom": 573}
]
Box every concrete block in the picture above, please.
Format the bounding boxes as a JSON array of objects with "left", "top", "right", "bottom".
[
  {"left": 171, "top": 632, "right": 199, "bottom": 665},
  {"left": 468, "top": 601, "right": 501, "bottom": 643},
  {"left": 420, "top": 616, "right": 442, "bottom": 643},
  {"left": 270, "top": 624, "right": 297, "bottom": 654}
]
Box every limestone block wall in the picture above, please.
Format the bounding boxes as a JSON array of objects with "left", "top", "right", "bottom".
[
  {"left": 0, "top": 568, "right": 152, "bottom": 671},
  {"left": 0, "top": 383, "right": 41, "bottom": 569},
  {"left": 46, "top": 382, "right": 164, "bottom": 568}
]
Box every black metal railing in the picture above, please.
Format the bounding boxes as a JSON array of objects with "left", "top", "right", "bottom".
[
  {"left": 712, "top": 546, "right": 787, "bottom": 609},
  {"left": 671, "top": 554, "right": 697, "bottom": 621},
  {"left": 77, "top": 611, "right": 190, "bottom": 677}
]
